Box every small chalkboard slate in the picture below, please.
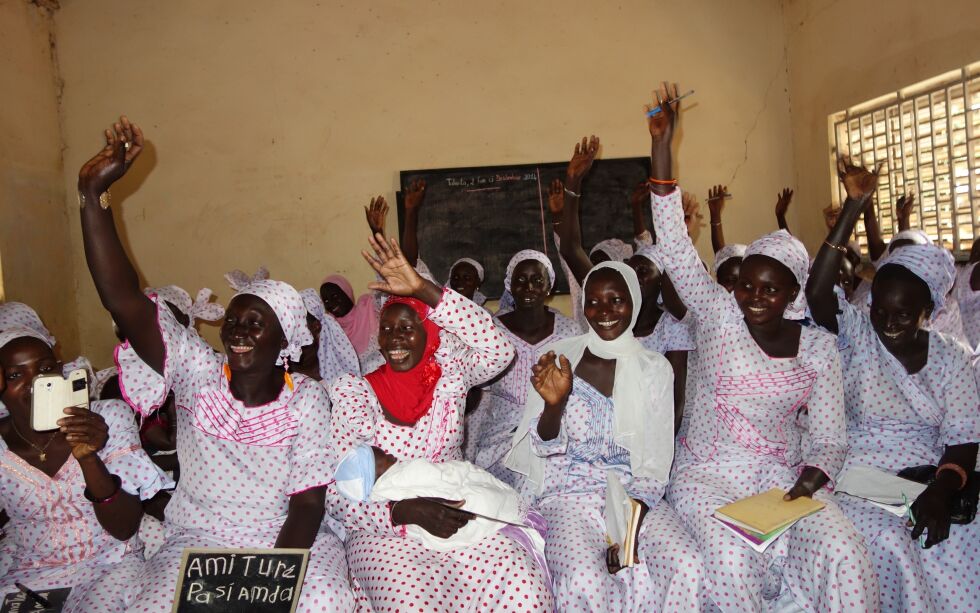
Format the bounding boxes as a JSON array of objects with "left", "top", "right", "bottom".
[
  {"left": 398, "top": 157, "right": 650, "bottom": 298},
  {"left": 1, "top": 587, "right": 70, "bottom": 612},
  {"left": 172, "top": 548, "right": 310, "bottom": 613}
]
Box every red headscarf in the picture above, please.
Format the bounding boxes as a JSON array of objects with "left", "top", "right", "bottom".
[{"left": 365, "top": 296, "right": 443, "bottom": 426}]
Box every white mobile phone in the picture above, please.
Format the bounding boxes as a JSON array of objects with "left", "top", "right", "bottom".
[{"left": 30, "top": 369, "right": 89, "bottom": 431}]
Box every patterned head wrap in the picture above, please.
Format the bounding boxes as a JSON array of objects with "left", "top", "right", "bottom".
[
  {"left": 498, "top": 250, "right": 556, "bottom": 312},
  {"left": 634, "top": 245, "right": 666, "bottom": 273},
  {"left": 145, "top": 285, "right": 224, "bottom": 329},
  {"left": 876, "top": 244, "right": 955, "bottom": 318},
  {"left": 590, "top": 238, "right": 634, "bottom": 262},
  {"left": 0, "top": 302, "right": 56, "bottom": 350},
  {"left": 744, "top": 230, "right": 810, "bottom": 320},
  {"left": 713, "top": 244, "right": 747, "bottom": 274},
  {"left": 233, "top": 279, "right": 313, "bottom": 366},
  {"left": 888, "top": 229, "right": 933, "bottom": 251},
  {"left": 224, "top": 266, "right": 270, "bottom": 292}
]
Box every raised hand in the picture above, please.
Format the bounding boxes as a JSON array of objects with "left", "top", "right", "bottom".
[
  {"left": 403, "top": 179, "right": 426, "bottom": 211},
  {"left": 822, "top": 204, "right": 841, "bottom": 230},
  {"left": 566, "top": 135, "right": 600, "bottom": 189},
  {"left": 630, "top": 181, "right": 651, "bottom": 210},
  {"left": 531, "top": 351, "right": 572, "bottom": 407},
  {"left": 837, "top": 155, "right": 881, "bottom": 202},
  {"left": 647, "top": 81, "right": 681, "bottom": 144},
  {"left": 775, "top": 188, "right": 794, "bottom": 219},
  {"left": 707, "top": 185, "right": 728, "bottom": 218},
  {"left": 77, "top": 116, "right": 144, "bottom": 199},
  {"left": 548, "top": 178, "right": 565, "bottom": 218},
  {"left": 363, "top": 234, "right": 424, "bottom": 297},
  {"left": 681, "top": 191, "right": 703, "bottom": 234},
  {"left": 896, "top": 192, "right": 916, "bottom": 230},
  {"left": 364, "top": 196, "right": 389, "bottom": 237},
  {"left": 57, "top": 406, "right": 109, "bottom": 460}
]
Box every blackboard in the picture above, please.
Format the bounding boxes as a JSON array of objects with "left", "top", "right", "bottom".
[
  {"left": 1, "top": 588, "right": 70, "bottom": 613},
  {"left": 398, "top": 157, "right": 651, "bottom": 298},
  {"left": 172, "top": 548, "right": 310, "bottom": 613}
]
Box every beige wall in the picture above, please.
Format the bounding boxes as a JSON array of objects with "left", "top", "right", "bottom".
[
  {"left": 783, "top": 0, "right": 980, "bottom": 252},
  {"left": 50, "top": 0, "right": 796, "bottom": 365},
  {"left": 0, "top": 0, "right": 80, "bottom": 357}
]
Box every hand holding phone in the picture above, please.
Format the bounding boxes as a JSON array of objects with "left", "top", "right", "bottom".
[{"left": 31, "top": 369, "right": 89, "bottom": 432}]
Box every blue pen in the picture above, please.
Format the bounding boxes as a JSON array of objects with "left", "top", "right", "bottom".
[{"left": 646, "top": 90, "right": 695, "bottom": 117}]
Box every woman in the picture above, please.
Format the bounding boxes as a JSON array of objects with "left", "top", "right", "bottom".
[
  {"left": 647, "top": 84, "right": 877, "bottom": 611},
  {"left": 77, "top": 116, "right": 354, "bottom": 611},
  {"left": 506, "top": 261, "right": 704, "bottom": 611},
  {"left": 807, "top": 158, "right": 980, "bottom": 612},
  {"left": 298, "top": 288, "right": 361, "bottom": 387},
  {"left": 320, "top": 274, "right": 379, "bottom": 366},
  {"left": 468, "top": 250, "right": 581, "bottom": 482},
  {"left": 0, "top": 310, "right": 170, "bottom": 612},
  {"left": 327, "top": 233, "right": 553, "bottom": 611}
]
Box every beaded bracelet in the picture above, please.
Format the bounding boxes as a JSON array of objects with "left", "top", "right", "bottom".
[
  {"left": 84, "top": 474, "right": 123, "bottom": 505},
  {"left": 647, "top": 177, "right": 678, "bottom": 186}
]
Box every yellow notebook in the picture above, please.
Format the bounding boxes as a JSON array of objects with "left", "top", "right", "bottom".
[{"left": 713, "top": 488, "right": 825, "bottom": 535}]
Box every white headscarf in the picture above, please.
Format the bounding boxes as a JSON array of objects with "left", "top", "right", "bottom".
[
  {"left": 505, "top": 261, "right": 675, "bottom": 492},
  {"left": 743, "top": 230, "right": 810, "bottom": 320},
  {"left": 713, "top": 244, "right": 747, "bottom": 274},
  {"left": 300, "top": 287, "right": 360, "bottom": 383},
  {"left": 876, "top": 244, "right": 955, "bottom": 321},
  {"left": 498, "top": 250, "right": 556, "bottom": 313},
  {"left": 145, "top": 285, "right": 224, "bottom": 329},
  {"left": 448, "top": 258, "right": 487, "bottom": 307},
  {"left": 224, "top": 266, "right": 270, "bottom": 292},
  {"left": 0, "top": 302, "right": 56, "bottom": 350},
  {"left": 590, "top": 238, "right": 634, "bottom": 262},
  {"left": 234, "top": 279, "right": 313, "bottom": 366}
]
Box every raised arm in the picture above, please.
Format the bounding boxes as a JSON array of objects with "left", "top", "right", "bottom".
[
  {"left": 806, "top": 157, "right": 880, "bottom": 333},
  {"left": 558, "top": 136, "right": 601, "bottom": 284},
  {"left": 648, "top": 83, "right": 729, "bottom": 318},
  {"left": 398, "top": 180, "right": 425, "bottom": 266},
  {"left": 896, "top": 192, "right": 915, "bottom": 233},
  {"left": 365, "top": 195, "right": 389, "bottom": 240},
  {"left": 78, "top": 117, "right": 164, "bottom": 374},
  {"left": 706, "top": 184, "right": 728, "bottom": 254},
  {"left": 630, "top": 181, "right": 653, "bottom": 244},
  {"left": 775, "top": 188, "right": 794, "bottom": 233},
  {"left": 862, "top": 193, "right": 887, "bottom": 262}
]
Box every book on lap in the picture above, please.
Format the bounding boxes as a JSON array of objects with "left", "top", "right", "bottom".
[
  {"left": 713, "top": 487, "right": 825, "bottom": 548},
  {"left": 605, "top": 471, "right": 643, "bottom": 568}
]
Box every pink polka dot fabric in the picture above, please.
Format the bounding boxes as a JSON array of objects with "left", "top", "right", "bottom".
[
  {"left": 327, "top": 289, "right": 553, "bottom": 610},
  {"left": 651, "top": 187, "right": 879, "bottom": 611}
]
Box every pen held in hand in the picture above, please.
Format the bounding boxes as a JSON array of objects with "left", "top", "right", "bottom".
[{"left": 646, "top": 90, "right": 695, "bottom": 117}]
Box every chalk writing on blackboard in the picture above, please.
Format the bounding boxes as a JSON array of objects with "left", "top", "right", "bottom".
[{"left": 172, "top": 548, "right": 310, "bottom": 613}]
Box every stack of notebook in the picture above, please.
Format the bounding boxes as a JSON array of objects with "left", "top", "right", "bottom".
[
  {"left": 713, "top": 488, "right": 825, "bottom": 552},
  {"left": 605, "top": 472, "right": 644, "bottom": 567}
]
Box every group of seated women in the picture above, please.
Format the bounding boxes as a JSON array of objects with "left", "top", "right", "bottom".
[{"left": 1, "top": 80, "right": 977, "bottom": 613}]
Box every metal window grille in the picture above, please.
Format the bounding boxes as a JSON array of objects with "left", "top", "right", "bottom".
[{"left": 830, "top": 65, "right": 980, "bottom": 255}]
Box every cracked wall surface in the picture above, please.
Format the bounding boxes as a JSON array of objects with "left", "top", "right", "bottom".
[
  {"left": 782, "top": 0, "right": 980, "bottom": 253},
  {"left": 0, "top": 0, "right": 79, "bottom": 357}
]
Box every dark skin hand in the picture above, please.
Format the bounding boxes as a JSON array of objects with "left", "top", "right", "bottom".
[
  {"left": 558, "top": 135, "right": 602, "bottom": 284},
  {"left": 681, "top": 192, "right": 703, "bottom": 239},
  {"left": 0, "top": 341, "right": 143, "bottom": 541},
  {"left": 365, "top": 195, "right": 389, "bottom": 240},
  {"left": 707, "top": 184, "right": 728, "bottom": 254},
  {"left": 862, "top": 194, "right": 887, "bottom": 263},
  {"left": 806, "top": 156, "right": 881, "bottom": 334},
  {"left": 911, "top": 443, "right": 978, "bottom": 548},
  {"left": 498, "top": 259, "right": 555, "bottom": 345},
  {"left": 547, "top": 178, "right": 564, "bottom": 232},
  {"left": 630, "top": 181, "right": 652, "bottom": 241},
  {"left": 896, "top": 192, "right": 916, "bottom": 232},
  {"left": 774, "top": 188, "right": 794, "bottom": 233},
  {"left": 399, "top": 179, "right": 426, "bottom": 267}
]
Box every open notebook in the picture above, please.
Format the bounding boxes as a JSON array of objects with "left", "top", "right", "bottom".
[
  {"left": 605, "top": 472, "right": 643, "bottom": 567},
  {"left": 713, "top": 488, "right": 825, "bottom": 552}
]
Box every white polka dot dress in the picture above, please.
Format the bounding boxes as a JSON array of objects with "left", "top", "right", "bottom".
[
  {"left": 114, "top": 303, "right": 354, "bottom": 612},
  {"left": 835, "top": 295, "right": 980, "bottom": 612},
  {"left": 0, "top": 400, "right": 172, "bottom": 612},
  {"left": 526, "top": 377, "right": 705, "bottom": 611},
  {"left": 469, "top": 310, "right": 582, "bottom": 487},
  {"left": 327, "top": 289, "right": 554, "bottom": 611},
  {"left": 954, "top": 262, "right": 980, "bottom": 351},
  {"left": 650, "top": 188, "right": 879, "bottom": 612}
]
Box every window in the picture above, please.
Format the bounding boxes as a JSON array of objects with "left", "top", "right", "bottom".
[{"left": 829, "top": 63, "right": 980, "bottom": 255}]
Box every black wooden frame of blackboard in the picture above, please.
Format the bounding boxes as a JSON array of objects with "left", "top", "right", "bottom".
[
  {"left": 171, "top": 548, "right": 310, "bottom": 613},
  {"left": 396, "top": 157, "right": 651, "bottom": 299}
]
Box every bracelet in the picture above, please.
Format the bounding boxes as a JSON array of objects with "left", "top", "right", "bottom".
[
  {"left": 563, "top": 187, "right": 581, "bottom": 198},
  {"left": 710, "top": 221, "right": 722, "bottom": 227},
  {"left": 936, "top": 463, "right": 968, "bottom": 490},
  {"left": 387, "top": 501, "right": 408, "bottom": 536},
  {"left": 647, "top": 177, "right": 678, "bottom": 186},
  {"left": 824, "top": 240, "right": 848, "bottom": 253},
  {"left": 84, "top": 474, "right": 123, "bottom": 504}
]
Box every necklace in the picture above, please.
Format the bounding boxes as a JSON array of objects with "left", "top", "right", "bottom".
[{"left": 9, "top": 420, "right": 59, "bottom": 462}]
